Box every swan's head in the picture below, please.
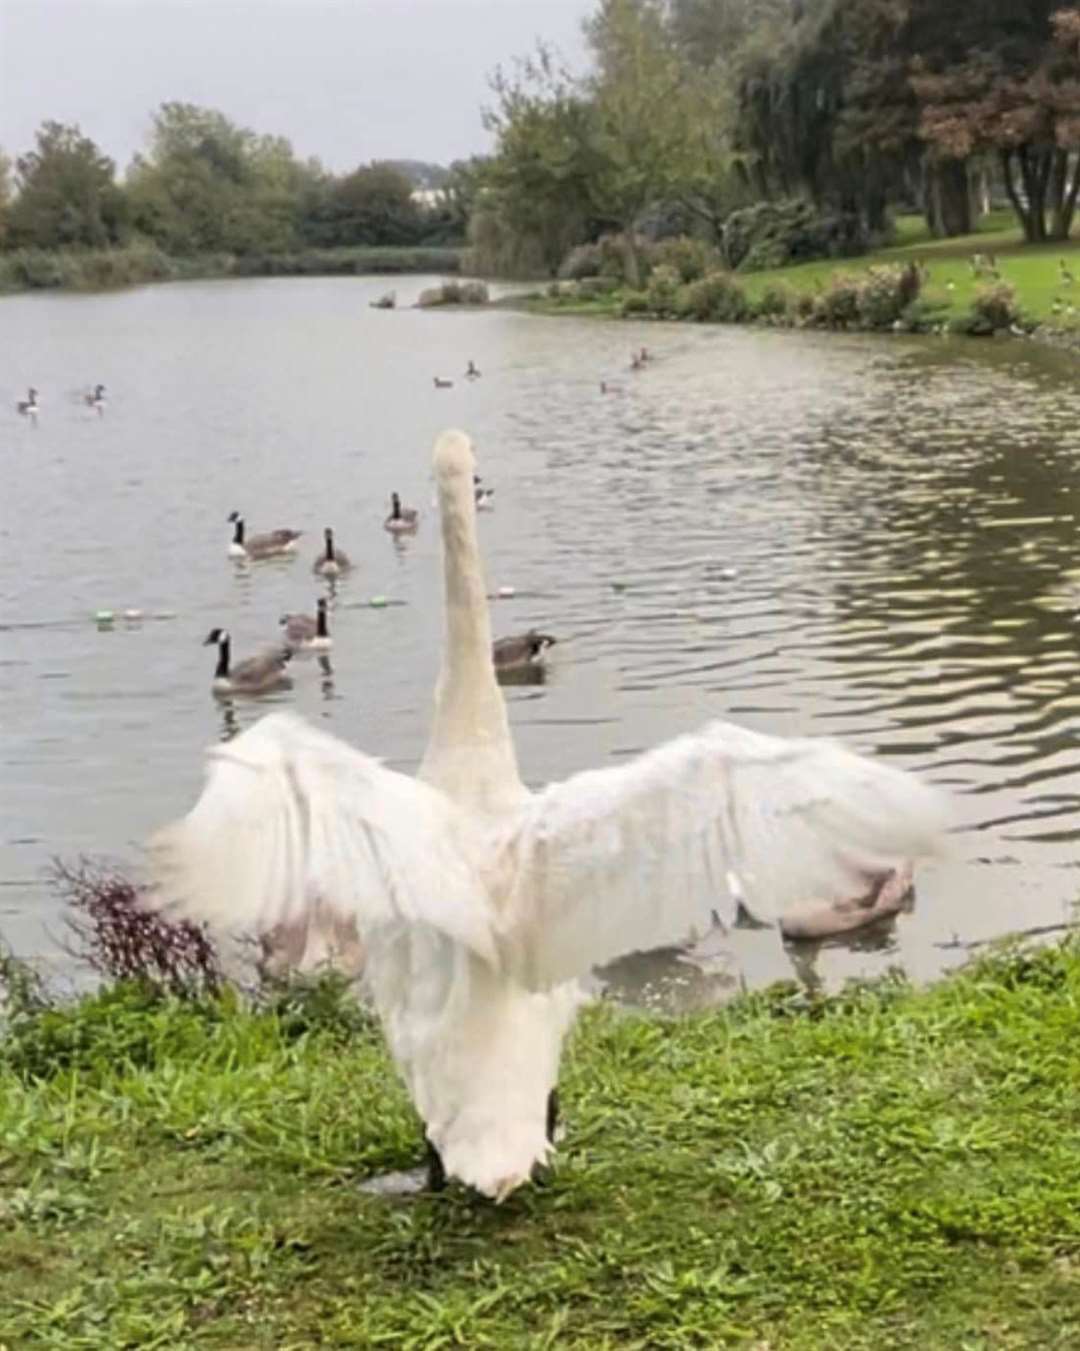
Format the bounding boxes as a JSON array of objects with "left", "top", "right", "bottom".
[
  {"left": 433, "top": 430, "right": 475, "bottom": 491},
  {"left": 204, "top": 627, "right": 228, "bottom": 646}
]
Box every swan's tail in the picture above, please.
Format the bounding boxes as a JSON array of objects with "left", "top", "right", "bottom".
[{"left": 370, "top": 935, "right": 583, "bottom": 1201}]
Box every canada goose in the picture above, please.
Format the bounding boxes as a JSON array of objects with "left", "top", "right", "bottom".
[
  {"left": 313, "top": 527, "right": 352, "bottom": 577},
  {"left": 473, "top": 475, "right": 494, "bottom": 509},
  {"left": 280, "top": 598, "right": 332, "bottom": 651},
  {"left": 203, "top": 628, "right": 292, "bottom": 696},
  {"left": 434, "top": 377, "right": 454, "bottom": 389},
  {"left": 384, "top": 492, "right": 420, "bottom": 533},
  {"left": 465, "top": 360, "right": 481, "bottom": 379},
  {"left": 1061, "top": 259, "right": 1076, "bottom": 286},
  {"left": 16, "top": 387, "right": 38, "bottom": 418},
  {"left": 493, "top": 630, "right": 556, "bottom": 672},
  {"left": 149, "top": 430, "right": 947, "bottom": 1203},
  {"left": 227, "top": 512, "right": 302, "bottom": 561},
  {"left": 84, "top": 384, "right": 106, "bottom": 413}
]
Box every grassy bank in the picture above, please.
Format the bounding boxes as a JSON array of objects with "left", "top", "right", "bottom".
[
  {"left": 4, "top": 941, "right": 1080, "bottom": 1347},
  {"left": 527, "top": 212, "right": 1080, "bottom": 336},
  {"left": 0, "top": 243, "right": 463, "bottom": 294}
]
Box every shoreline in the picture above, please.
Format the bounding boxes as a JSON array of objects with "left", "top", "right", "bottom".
[
  {"left": 0, "top": 243, "right": 464, "bottom": 296},
  {"left": 3, "top": 936, "right": 1080, "bottom": 1344}
]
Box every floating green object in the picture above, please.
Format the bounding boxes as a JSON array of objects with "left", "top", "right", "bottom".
[
  {"left": 611, "top": 581, "right": 627, "bottom": 592},
  {"left": 95, "top": 609, "right": 114, "bottom": 624},
  {"left": 369, "top": 596, "right": 388, "bottom": 608}
]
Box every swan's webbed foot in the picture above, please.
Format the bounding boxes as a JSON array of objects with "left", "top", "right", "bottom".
[{"left": 425, "top": 1135, "right": 447, "bottom": 1193}]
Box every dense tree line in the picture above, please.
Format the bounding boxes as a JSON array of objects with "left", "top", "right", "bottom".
[
  {"left": 0, "top": 104, "right": 470, "bottom": 256},
  {"left": 471, "top": 0, "right": 1080, "bottom": 276}
]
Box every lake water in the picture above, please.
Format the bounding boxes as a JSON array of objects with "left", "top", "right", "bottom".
[{"left": 4, "top": 274, "right": 1080, "bottom": 1004}]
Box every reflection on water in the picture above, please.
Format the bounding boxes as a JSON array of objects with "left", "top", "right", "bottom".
[{"left": 5, "top": 276, "right": 1080, "bottom": 1003}]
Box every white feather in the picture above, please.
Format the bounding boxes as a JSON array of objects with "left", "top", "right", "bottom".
[
  {"left": 492, "top": 721, "right": 947, "bottom": 991},
  {"left": 147, "top": 429, "right": 951, "bottom": 1201}
]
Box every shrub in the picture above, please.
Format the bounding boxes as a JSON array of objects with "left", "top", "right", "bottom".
[
  {"left": 856, "top": 262, "right": 922, "bottom": 330},
  {"left": 52, "top": 858, "right": 223, "bottom": 999},
  {"left": 723, "top": 198, "right": 869, "bottom": 273},
  {"left": 619, "top": 291, "right": 650, "bottom": 316},
  {"left": 576, "top": 276, "right": 618, "bottom": 298},
  {"left": 675, "top": 270, "right": 751, "bottom": 322},
  {"left": 651, "top": 235, "right": 720, "bottom": 283},
  {"left": 645, "top": 263, "right": 682, "bottom": 315},
  {"left": 953, "top": 282, "right": 1023, "bottom": 336},
  {"left": 754, "top": 283, "right": 794, "bottom": 320},
  {"left": 417, "top": 279, "right": 488, "bottom": 307},
  {"left": 558, "top": 241, "right": 603, "bottom": 280},
  {"left": 812, "top": 273, "right": 862, "bottom": 328}
]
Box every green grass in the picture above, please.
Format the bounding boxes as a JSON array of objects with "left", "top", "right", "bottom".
[
  {"left": 526, "top": 212, "right": 1080, "bottom": 332},
  {"left": 4, "top": 944, "right": 1080, "bottom": 1347},
  {"left": 738, "top": 212, "right": 1078, "bottom": 329}
]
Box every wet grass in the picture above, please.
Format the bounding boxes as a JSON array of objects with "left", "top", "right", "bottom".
[{"left": 3, "top": 943, "right": 1080, "bottom": 1347}]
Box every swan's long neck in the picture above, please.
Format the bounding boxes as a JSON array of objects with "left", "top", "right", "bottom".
[{"left": 419, "top": 437, "right": 524, "bottom": 814}]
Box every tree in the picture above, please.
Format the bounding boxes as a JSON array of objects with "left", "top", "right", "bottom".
[
  {"left": 327, "top": 163, "right": 422, "bottom": 246},
  {"left": 127, "top": 103, "right": 305, "bottom": 254},
  {"left": 6, "top": 122, "right": 125, "bottom": 249},
  {"left": 479, "top": 45, "right": 606, "bottom": 275},
  {"left": 583, "top": 0, "right": 693, "bottom": 284},
  {"left": 911, "top": 1, "right": 1080, "bottom": 242},
  {"left": 0, "top": 148, "right": 10, "bottom": 246}
]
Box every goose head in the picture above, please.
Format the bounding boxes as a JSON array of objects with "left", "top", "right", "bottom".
[{"left": 203, "top": 627, "right": 228, "bottom": 647}]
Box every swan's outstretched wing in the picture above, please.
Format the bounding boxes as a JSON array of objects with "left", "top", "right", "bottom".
[
  {"left": 146, "top": 712, "right": 496, "bottom": 962},
  {"left": 494, "top": 720, "right": 948, "bottom": 989}
]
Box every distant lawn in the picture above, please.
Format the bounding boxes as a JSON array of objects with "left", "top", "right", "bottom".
[
  {"left": 524, "top": 212, "right": 1080, "bottom": 333},
  {"left": 4, "top": 943, "right": 1080, "bottom": 1347},
  {"left": 740, "top": 212, "right": 1080, "bottom": 329}
]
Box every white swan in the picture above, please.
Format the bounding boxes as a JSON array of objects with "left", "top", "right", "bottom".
[{"left": 147, "top": 430, "right": 947, "bottom": 1202}]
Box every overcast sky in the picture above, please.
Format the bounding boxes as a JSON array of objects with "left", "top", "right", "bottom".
[{"left": 0, "top": 0, "right": 592, "bottom": 172}]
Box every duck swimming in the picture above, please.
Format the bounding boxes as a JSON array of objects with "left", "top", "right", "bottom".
[
  {"left": 384, "top": 492, "right": 420, "bottom": 534},
  {"left": 493, "top": 630, "right": 556, "bottom": 673},
  {"left": 227, "top": 513, "right": 302, "bottom": 561},
  {"left": 280, "top": 598, "right": 332, "bottom": 651},
  {"left": 16, "top": 387, "right": 38, "bottom": 418},
  {"left": 203, "top": 628, "right": 293, "bottom": 696},
  {"left": 313, "top": 527, "right": 352, "bottom": 577}
]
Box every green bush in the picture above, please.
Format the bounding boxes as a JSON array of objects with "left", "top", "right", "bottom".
[
  {"left": 754, "top": 283, "right": 794, "bottom": 320},
  {"left": 853, "top": 262, "right": 922, "bottom": 329},
  {"left": 645, "top": 263, "right": 681, "bottom": 315},
  {"left": 619, "top": 291, "right": 650, "bottom": 316},
  {"left": 558, "top": 241, "right": 603, "bottom": 280},
  {"left": 811, "top": 273, "right": 862, "bottom": 328},
  {"left": 724, "top": 198, "right": 869, "bottom": 273},
  {"left": 650, "top": 235, "right": 720, "bottom": 283},
  {"left": 675, "top": 270, "right": 751, "bottom": 322},
  {"left": 417, "top": 278, "right": 488, "bottom": 307},
  {"left": 952, "top": 282, "right": 1024, "bottom": 336}
]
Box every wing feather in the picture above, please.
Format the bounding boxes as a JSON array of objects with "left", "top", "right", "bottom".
[
  {"left": 494, "top": 720, "right": 949, "bottom": 989},
  {"left": 146, "top": 712, "right": 496, "bottom": 963}
]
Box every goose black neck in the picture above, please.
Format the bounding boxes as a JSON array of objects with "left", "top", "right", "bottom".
[
  {"left": 215, "top": 636, "right": 230, "bottom": 679},
  {"left": 325, "top": 533, "right": 335, "bottom": 562},
  {"left": 232, "top": 518, "right": 244, "bottom": 545},
  {"left": 316, "top": 603, "right": 328, "bottom": 637}
]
